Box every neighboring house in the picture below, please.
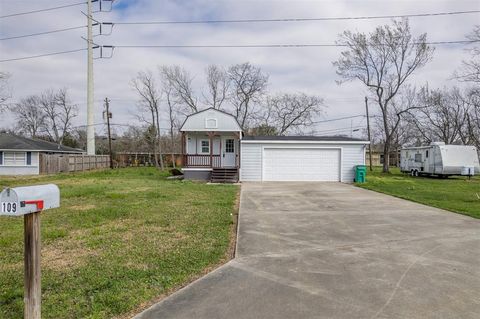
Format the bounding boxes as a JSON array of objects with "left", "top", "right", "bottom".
[
  {"left": 180, "top": 108, "right": 369, "bottom": 183},
  {"left": 0, "top": 133, "right": 84, "bottom": 175},
  {"left": 366, "top": 147, "right": 400, "bottom": 167}
]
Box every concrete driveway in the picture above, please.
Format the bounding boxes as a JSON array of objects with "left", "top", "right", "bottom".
[{"left": 136, "top": 183, "right": 480, "bottom": 319}]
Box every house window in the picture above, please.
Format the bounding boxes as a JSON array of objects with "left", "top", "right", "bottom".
[
  {"left": 225, "top": 139, "right": 234, "bottom": 153},
  {"left": 26, "top": 152, "right": 32, "bottom": 165},
  {"left": 200, "top": 140, "right": 210, "bottom": 154},
  {"left": 3, "top": 152, "right": 27, "bottom": 166},
  {"left": 0, "top": 151, "right": 2, "bottom": 165},
  {"left": 415, "top": 153, "right": 422, "bottom": 163}
]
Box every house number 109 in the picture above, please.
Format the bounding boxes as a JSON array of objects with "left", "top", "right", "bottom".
[{"left": 1, "top": 202, "right": 17, "bottom": 214}]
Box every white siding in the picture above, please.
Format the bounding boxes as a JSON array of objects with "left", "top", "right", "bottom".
[
  {"left": 186, "top": 134, "right": 221, "bottom": 155},
  {"left": 240, "top": 144, "right": 262, "bottom": 181},
  {"left": 0, "top": 151, "right": 40, "bottom": 175},
  {"left": 240, "top": 142, "right": 366, "bottom": 183}
]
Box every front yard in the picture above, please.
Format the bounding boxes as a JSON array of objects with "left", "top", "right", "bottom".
[
  {"left": 0, "top": 168, "right": 239, "bottom": 318},
  {"left": 358, "top": 167, "right": 480, "bottom": 219}
]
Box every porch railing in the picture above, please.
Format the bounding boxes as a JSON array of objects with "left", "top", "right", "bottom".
[{"left": 184, "top": 155, "right": 222, "bottom": 168}]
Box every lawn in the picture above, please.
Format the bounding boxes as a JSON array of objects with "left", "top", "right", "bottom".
[
  {"left": 0, "top": 168, "right": 239, "bottom": 318},
  {"left": 358, "top": 167, "right": 480, "bottom": 219}
]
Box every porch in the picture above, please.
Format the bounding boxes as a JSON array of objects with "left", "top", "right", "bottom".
[{"left": 181, "top": 132, "right": 240, "bottom": 169}]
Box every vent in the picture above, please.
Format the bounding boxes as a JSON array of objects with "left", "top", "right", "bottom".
[{"left": 205, "top": 118, "right": 217, "bottom": 129}]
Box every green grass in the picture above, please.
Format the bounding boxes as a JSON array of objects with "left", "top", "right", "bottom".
[
  {"left": 0, "top": 168, "right": 239, "bottom": 319},
  {"left": 357, "top": 167, "right": 480, "bottom": 219}
]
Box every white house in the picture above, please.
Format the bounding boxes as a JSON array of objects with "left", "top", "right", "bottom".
[
  {"left": 0, "top": 133, "right": 84, "bottom": 175},
  {"left": 180, "top": 108, "right": 369, "bottom": 183}
]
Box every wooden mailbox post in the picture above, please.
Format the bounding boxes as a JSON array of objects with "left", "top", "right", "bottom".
[{"left": 0, "top": 184, "right": 60, "bottom": 319}]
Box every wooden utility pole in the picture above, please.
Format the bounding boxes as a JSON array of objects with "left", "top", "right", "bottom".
[
  {"left": 365, "top": 96, "right": 373, "bottom": 171},
  {"left": 104, "top": 98, "right": 113, "bottom": 169},
  {"left": 24, "top": 212, "right": 41, "bottom": 319}
]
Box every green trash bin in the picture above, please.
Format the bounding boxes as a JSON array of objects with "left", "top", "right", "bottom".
[{"left": 355, "top": 165, "right": 367, "bottom": 183}]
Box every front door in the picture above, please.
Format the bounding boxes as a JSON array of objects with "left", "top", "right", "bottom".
[{"left": 221, "top": 137, "right": 236, "bottom": 167}]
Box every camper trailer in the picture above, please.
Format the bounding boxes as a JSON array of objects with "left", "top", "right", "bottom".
[{"left": 400, "top": 142, "right": 480, "bottom": 177}]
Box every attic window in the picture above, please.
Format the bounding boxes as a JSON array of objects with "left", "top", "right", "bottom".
[{"left": 205, "top": 118, "right": 217, "bottom": 129}]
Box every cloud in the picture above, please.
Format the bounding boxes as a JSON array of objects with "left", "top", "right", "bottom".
[{"left": 0, "top": 0, "right": 478, "bottom": 136}]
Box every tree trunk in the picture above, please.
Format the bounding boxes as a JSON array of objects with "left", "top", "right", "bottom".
[
  {"left": 383, "top": 142, "right": 390, "bottom": 173},
  {"left": 155, "top": 109, "right": 165, "bottom": 170}
]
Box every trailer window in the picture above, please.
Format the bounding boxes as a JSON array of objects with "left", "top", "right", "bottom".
[
  {"left": 415, "top": 153, "right": 422, "bottom": 162},
  {"left": 426, "top": 150, "right": 429, "bottom": 158}
]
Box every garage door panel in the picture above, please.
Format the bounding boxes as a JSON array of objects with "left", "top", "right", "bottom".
[{"left": 263, "top": 148, "right": 340, "bottom": 181}]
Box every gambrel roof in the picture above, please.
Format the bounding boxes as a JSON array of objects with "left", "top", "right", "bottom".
[{"left": 180, "top": 108, "right": 242, "bottom": 132}]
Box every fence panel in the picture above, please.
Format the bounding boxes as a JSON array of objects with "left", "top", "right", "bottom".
[{"left": 39, "top": 154, "right": 110, "bottom": 175}]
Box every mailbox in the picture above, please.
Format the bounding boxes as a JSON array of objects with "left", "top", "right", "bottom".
[{"left": 0, "top": 184, "right": 60, "bottom": 216}]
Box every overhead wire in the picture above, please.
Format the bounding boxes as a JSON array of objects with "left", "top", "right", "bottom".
[
  {"left": 113, "top": 10, "right": 480, "bottom": 25},
  {"left": 0, "top": 26, "right": 86, "bottom": 41},
  {"left": 0, "top": 48, "right": 87, "bottom": 63},
  {"left": 0, "top": 1, "right": 86, "bottom": 19}
]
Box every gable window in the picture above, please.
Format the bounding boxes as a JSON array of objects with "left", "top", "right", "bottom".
[
  {"left": 3, "top": 152, "right": 27, "bottom": 166},
  {"left": 200, "top": 140, "right": 210, "bottom": 154},
  {"left": 205, "top": 118, "right": 217, "bottom": 129}
]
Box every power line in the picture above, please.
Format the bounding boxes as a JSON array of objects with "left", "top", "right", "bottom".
[
  {"left": 0, "top": 48, "right": 87, "bottom": 63},
  {"left": 312, "top": 115, "right": 365, "bottom": 124},
  {"left": 112, "top": 40, "right": 477, "bottom": 49},
  {"left": 0, "top": 1, "right": 86, "bottom": 19},
  {"left": 113, "top": 10, "right": 480, "bottom": 25},
  {"left": 0, "top": 26, "right": 86, "bottom": 41},
  {"left": 2, "top": 40, "right": 476, "bottom": 63}
]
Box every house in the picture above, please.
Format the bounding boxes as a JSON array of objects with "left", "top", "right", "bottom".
[
  {"left": 0, "top": 133, "right": 84, "bottom": 175},
  {"left": 180, "top": 108, "right": 242, "bottom": 182},
  {"left": 180, "top": 108, "right": 370, "bottom": 183},
  {"left": 366, "top": 146, "right": 400, "bottom": 167}
]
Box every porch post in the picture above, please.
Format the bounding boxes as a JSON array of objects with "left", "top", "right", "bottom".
[
  {"left": 181, "top": 132, "right": 186, "bottom": 167},
  {"left": 209, "top": 132, "right": 213, "bottom": 168}
]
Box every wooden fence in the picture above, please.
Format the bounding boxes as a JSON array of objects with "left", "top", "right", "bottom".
[{"left": 39, "top": 154, "right": 110, "bottom": 175}]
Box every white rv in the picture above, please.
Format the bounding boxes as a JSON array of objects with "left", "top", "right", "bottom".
[{"left": 400, "top": 142, "right": 480, "bottom": 177}]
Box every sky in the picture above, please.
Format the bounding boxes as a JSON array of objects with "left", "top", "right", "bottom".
[{"left": 0, "top": 0, "right": 479, "bottom": 138}]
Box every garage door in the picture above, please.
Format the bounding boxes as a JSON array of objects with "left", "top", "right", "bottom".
[{"left": 263, "top": 148, "right": 341, "bottom": 181}]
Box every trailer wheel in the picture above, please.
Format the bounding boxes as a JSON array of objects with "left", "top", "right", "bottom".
[
  {"left": 410, "top": 169, "right": 415, "bottom": 177},
  {"left": 414, "top": 170, "right": 419, "bottom": 177}
]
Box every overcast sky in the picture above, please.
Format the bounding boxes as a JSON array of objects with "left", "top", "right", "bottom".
[{"left": 0, "top": 0, "right": 479, "bottom": 138}]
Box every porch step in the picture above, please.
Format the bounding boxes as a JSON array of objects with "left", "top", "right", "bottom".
[{"left": 211, "top": 168, "right": 239, "bottom": 183}]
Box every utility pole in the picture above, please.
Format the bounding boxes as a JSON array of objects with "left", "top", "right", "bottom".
[
  {"left": 86, "top": 0, "right": 95, "bottom": 155},
  {"left": 104, "top": 98, "right": 113, "bottom": 169},
  {"left": 365, "top": 96, "right": 373, "bottom": 171}
]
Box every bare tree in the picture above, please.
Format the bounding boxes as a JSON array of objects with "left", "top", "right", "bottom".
[
  {"left": 204, "top": 65, "right": 229, "bottom": 110},
  {"left": 258, "top": 93, "right": 325, "bottom": 135},
  {"left": 132, "top": 71, "right": 164, "bottom": 169},
  {"left": 38, "top": 88, "right": 78, "bottom": 144},
  {"left": 334, "top": 19, "right": 434, "bottom": 172},
  {"left": 455, "top": 25, "right": 480, "bottom": 84},
  {"left": 228, "top": 62, "right": 268, "bottom": 129},
  {"left": 160, "top": 65, "right": 198, "bottom": 114},
  {"left": 409, "top": 86, "right": 468, "bottom": 144},
  {"left": 10, "top": 95, "right": 45, "bottom": 138},
  {"left": 0, "top": 72, "right": 11, "bottom": 112},
  {"left": 163, "top": 79, "right": 179, "bottom": 168}
]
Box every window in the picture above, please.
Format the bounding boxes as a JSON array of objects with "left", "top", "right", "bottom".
[
  {"left": 225, "top": 139, "right": 234, "bottom": 153},
  {"left": 415, "top": 153, "right": 422, "bottom": 163},
  {"left": 3, "top": 152, "right": 27, "bottom": 166},
  {"left": 0, "top": 151, "right": 2, "bottom": 165},
  {"left": 26, "top": 152, "right": 32, "bottom": 165},
  {"left": 426, "top": 150, "right": 429, "bottom": 158},
  {"left": 200, "top": 140, "right": 210, "bottom": 154},
  {"left": 205, "top": 118, "right": 217, "bottom": 129}
]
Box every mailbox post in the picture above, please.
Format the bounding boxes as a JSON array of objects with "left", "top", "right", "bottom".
[{"left": 0, "top": 184, "right": 60, "bottom": 319}]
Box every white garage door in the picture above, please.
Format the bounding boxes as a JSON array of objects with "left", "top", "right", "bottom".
[{"left": 263, "top": 148, "right": 341, "bottom": 181}]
